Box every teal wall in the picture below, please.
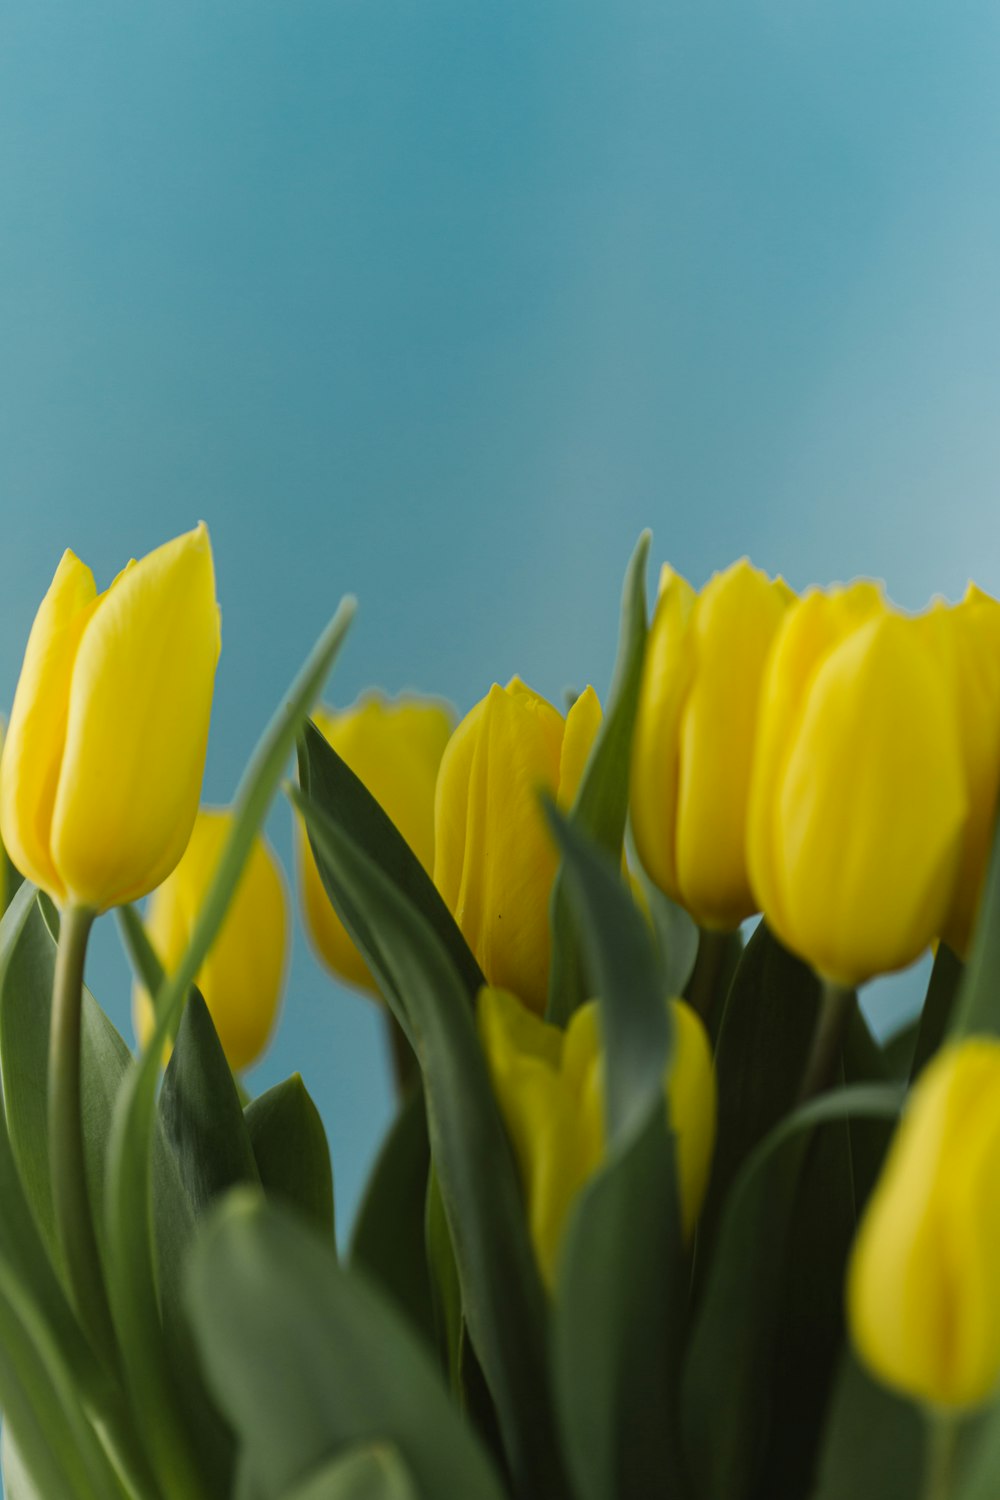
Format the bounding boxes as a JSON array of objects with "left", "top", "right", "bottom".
[{"left": 2, "top": 1, "right": 999, "bottom": 1228}]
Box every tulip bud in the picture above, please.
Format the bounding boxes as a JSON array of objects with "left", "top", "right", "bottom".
[
  {"left": 134, "top": 808, "right": 288, "bottom": 1073},
  {"left": 478, "top": 986, "right": 715, "bottom": 1287},
  {"left": 1, "top": 525, "right": 220, "bottom": 912},
  {"left": 746, "top": 585, "right": 968, "bottom": 985},
  {"left": 631, "top": 559, "right": 794, "bottom": 930},
  {"left": 922, "top": 585, "right": 1000, "bottom": 957},
  {"left": 297, "top": 695, "right": 454, "bottom": 992},
  {"left": 434, "top": 680, "right": 602, "bottom": 1014},
  {"left": 848, "top": 1039, "right": 1000, "bottom": 1410}
]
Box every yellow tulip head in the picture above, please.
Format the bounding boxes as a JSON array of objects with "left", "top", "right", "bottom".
[
  {"left": 747, "top": 584, "right": 968, "bottom": 986},
  {"left": 478, "top": 986, "right": 716, "bottom": 1288},
  {"left": 1, "top": 525, "right": 220, "bottom": 912},
  {"left": 922, "top": 585, "right": 1000, "bottom": 958},
  {"left": 134, "top": 808, "right": 289, "bottom": 1074},
  {"left": 848, "top": 1039, "right": 1000, "bottom": 1411},
  {"left": 297, "top": 694, "right": 454, "bottom": 992},
  {"left": 631, "top": 559, "right": 794, "bottom": 930},
  {"left": 434, "top": 679, "right": 602, "bottom": 1014}
]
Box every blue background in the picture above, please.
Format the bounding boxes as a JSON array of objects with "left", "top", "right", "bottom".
[{"left": 2, "top": 0, "right": 1000, "bottom": 1232}]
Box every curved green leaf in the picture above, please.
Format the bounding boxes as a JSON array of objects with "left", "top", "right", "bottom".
[
  {"left": 279, "top": 1445, "right": 419, "bottom": 1500},
  {"left": 297, "top": 719, "right": 485, "bottom": 1023},
  {"left": 103, "top": 599, "right": 355, "bottom": 1500},
  {"left": 245, "top": 1075, "right": 334, "bottom": 1237},
  {"left": 547, "top": 531, "right": 650, "bottom": 1025},
  {"left": 187, "top": 1193, "right": 507, "bottom": 1500},
  {"left": 681, "top": 1084, "right": 903, "bottom": 1500},
  {"left": 546, "top": 807, "right": 683, "bottom": 1500},
  {"left": 291, "top": 786, "right": 569, "bottom": 1500}
]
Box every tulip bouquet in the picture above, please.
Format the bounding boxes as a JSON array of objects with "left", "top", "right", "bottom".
[{"left": 3, "top": 526, "right": 1000, "bottom": 1500}]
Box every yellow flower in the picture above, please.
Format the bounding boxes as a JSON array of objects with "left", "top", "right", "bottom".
[
  {"left": 298, "top": 695, "right": 454, "bottom": 992},
  {"left": 922, "top": 585, "right": 1000, "bottom": 958},
  {"left": 434, "top": 680, "right": 602, "bottom": 1014},
  {"left": 746, "top": 584, "right": 968, "bottom": 985},
  {"left": 133, "top": 808, "right": 288, "bottom": 1073},
  {"left": 0, "top": 525, "right": 220, "bottom": 912},
  {"left": 848, "top": 1039, "right": 1000, "bottom": 1410},
  {"left": 631, "top": 559, "right": 794, "bottom": 930},
  {"left": 478, "top": 987, "right": 715, "bottom": 1288}
]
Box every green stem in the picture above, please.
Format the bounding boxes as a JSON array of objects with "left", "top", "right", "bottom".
[
  {"left": 799, "top": 979, "right": 855, "bottom": 1101},
  {"left": 923, "top": 1412, "right": 958, "bottom": 1500},
  {"left": 49, "top": 905, "right": 117, "bottom": 1367},
  {"left": 686, "top": 927, "right": 737, "bottom": 1035}
]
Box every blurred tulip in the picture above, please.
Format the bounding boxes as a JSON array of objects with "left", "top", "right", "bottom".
[
  {"left": 478, "top": 986, "right": 715, "bottom": 1287},
  {"left": 747, "top": 584, "right": 968, "bottom": 985},
  {"left": 134, "top": 808, "right": 288, "bottom": 1073},
  {"left": 1, "top": 524, "right": 220, "bottom": 911},
  {"left": 922, "top": 585, "right": 1000, "bottom": 957},
  {"left": 298, "top": 695, "right": 454, "bottom": 992},
  {"left": 631, "top": 559, "right": 794, "bottom": 929},
  {"left": 848, "top": 1038, "right": 1000, "bottom": 1410},
  {"left": 435, "top": 679, "right": 602, "bottom": 1014}
]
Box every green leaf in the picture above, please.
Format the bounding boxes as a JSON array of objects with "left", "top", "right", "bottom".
[
  {"left": 0, "top": 1257, "right": 130, "bottom": 1500},
  {"left": 349, "top": 1088, "right": 434, "bottom": 1347},
  {"left": 683, "top": 927, "right": 743, "bottom": 1046},
  {"left": 911, "top": 942, "right": 963, "bottom": 1078},
  {"left": 632, "top": 863, "right": 700, "bottom": 997},
  {"left": 0, "top": 884, "right": 132, "bottom": 1270},
  {"left": 812, "top": 1352, "right": 924, "bottom": 1500},
  {"left": 951, "top": 818, "right": 1000, "bottom": 1038},
  {"left": 545, "top": 808, "right": 683, "bottom": 1500},
  {"left": 187, "top": 1193, "right": 507, "bottom": 1500},
  {"left": 424, "top": 1162, "right": 463, "bottom": 1390},
  {"left": 279, "top": 1446, "right": 420, "bottom": 1500},
  {"left": 103, "top": 598, "right": 355, "bottom": 1500},
  {"left": 291, "top": 786, "right": 569, "bottom": 1500},
  {"left": 700, "top": 920, "right": 821, "bottom": 1252},
  {"left": 681, "top": 1083, "right": 903, "bottom": 1500},
  {"left": 547, "top": 531, "right": 650, "bottom": 1025},
  {"left": 245, "top": 1075, "right": 335, "bottom": 1237},
  {"left": 881, "top": 1018, "right": 920, "bottom": 1080},
  {"left": 297, "top": 717, "right": 484, "bottom": 1020}
]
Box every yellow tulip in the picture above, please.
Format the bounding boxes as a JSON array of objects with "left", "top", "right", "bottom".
[
  {"left": 631, "top": 559, "right": 794, "bottom": 930},
  {"left": 0, "top": 525, "right": 220, "bottom": 912},
  {"left": 298, "top": 695, "right": 454, "bottom": 992},
  {"left": 478, "top": 986, "right": 715, "bottom": 1288},
  {"left": 922, "top": 585, "right": 1000, "bottom": 958},
  {"left": 134, "top": 808, "right": 288, "bottom": 1073},
  {"left": 746, "top": 584, "right": 968, "bottom": 986},
  {"left": 848, "top": 1038, "right": 1000, "bottom": 1410},
  {"left": 434, "top": 679, "right": 602, "bottom": 1015}
]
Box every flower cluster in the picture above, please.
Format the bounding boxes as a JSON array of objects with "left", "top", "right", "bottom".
[{"left": 1, "top": 527, "right": 999, "bottom": 1500}]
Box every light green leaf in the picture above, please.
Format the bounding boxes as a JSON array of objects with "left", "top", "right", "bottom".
[
  {"left": 187, "top": 1193, "right": 507, "bottom": 1500},
  {"left": 103, "top": 598, "right": 355, "bottom": 1500},
  {"left": 279, "top": 1445, "right": 419, "bottom": 1500},
  {"left": 547, "top": 531, "right": 650, "bottom": 1025},
  {"left": 951, "top": 819, "right": 1000, "bottom": 1038}
]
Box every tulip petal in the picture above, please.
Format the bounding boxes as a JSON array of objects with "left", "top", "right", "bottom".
[{"left": 0, "top": 551, "right": 98, "bottom": 900}]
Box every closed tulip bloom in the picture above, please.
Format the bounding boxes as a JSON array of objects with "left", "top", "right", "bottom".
[
  {"left": 134, "top": 809, "right": 288, "bottom": 1073},
  {"left": 747, "top": 584, "right": 968, "bottom": 986},
  {"left": 848, "top": 1039, "right": 1000, "bottom": 1409},
  {"left": 923, "top": 585, "right": 1000, "bottom": 957},
  {"left": 479, "top": 987, "right": 715, "bottom": 1288},
  {"left": 1, "top": 524, "right": 220, "bottom": 912},
  {"left": 298, "top": 695, "right": 454, "bottom": 991},
  {"left": 435, "top": 679, "right": 602, "bottom": 1014},
  {"left": 631, "top": 559, "right": 794, "bottom": 930}
]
